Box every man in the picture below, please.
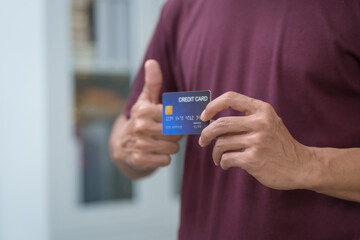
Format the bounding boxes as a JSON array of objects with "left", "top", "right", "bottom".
[{"left": 109, "top": 0, "right": 360, "bottom": 239}]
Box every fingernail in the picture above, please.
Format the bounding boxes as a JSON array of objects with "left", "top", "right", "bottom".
[
  {"left": 200, "top": 110, "right": 206, "bottom": 121},
  {"left": 199, "top": 137, "right": 204, "bottom": 147}
]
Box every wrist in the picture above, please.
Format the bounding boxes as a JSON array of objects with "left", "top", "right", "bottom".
[
  {"left": 299, "top": 146, "right": 331, "bottom": 192},
  {"left": 295, "top": 145, "right": 324, "bottom": 191}
]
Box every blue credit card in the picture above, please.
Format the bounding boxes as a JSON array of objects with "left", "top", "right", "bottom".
[{"left": 162, "top": 90, "right": 211, "bottom": 135}]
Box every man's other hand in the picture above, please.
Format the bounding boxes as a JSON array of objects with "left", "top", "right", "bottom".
[
  {"left": 109, "top": 60, "right": 182, "bottom": 179},
  {"left": 199, "top": 91, "right": 315, "bottom": 190}
]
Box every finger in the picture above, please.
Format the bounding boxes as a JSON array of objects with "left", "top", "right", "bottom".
[
  {"left": 212, "top": 134, "right": 249, "bottom": 166},
  {"left": 134, "top": 137, "right": 180, "bottom": 155},
  {"left": 219, "top": 151, "right": 247, "bottom": 170},
  {"left": 199, "top": 116, "right": 252, "bottom": 147},
  {"left": 133, "top": 119, "right": 162, "bottom": 136},
  {"left": 139, "top": 59, "right": 163, "bottom": 104},
  {"left": 132, "top": 103, "right": 162, "bottom": 122},
  {"left": 201, "top": 91, "right": 260, "bottom": 121},
  {"left": 132, "top": 117, "right": 183, "bottom": 141},
  {"left": 154, "top": 134, "right": 183, "bottom": 142},
  {"left": 130, "top": 152, "right": 171, "bottom": 170},
  {"left": 133, "top": 118, "right": 182, "bottom": 142}
]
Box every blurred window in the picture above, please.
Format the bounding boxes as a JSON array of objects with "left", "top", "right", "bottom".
[{"left": 72, "top": 0, "right": 133, "bottom": 203}]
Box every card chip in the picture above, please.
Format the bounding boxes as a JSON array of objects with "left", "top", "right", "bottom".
[{"left": 165, "top": 105, "right": 173, "bottom": 115}]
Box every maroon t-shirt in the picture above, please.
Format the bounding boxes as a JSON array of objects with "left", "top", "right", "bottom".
[{"left": 126, "top": 0, "right": 360, "bottom": 239}]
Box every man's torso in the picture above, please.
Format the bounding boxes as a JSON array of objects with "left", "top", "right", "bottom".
[{"left": 162, "top": 0, "right": 360, "bottom": 239}]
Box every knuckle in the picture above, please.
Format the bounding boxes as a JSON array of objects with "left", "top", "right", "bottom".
[
  {"left": 131, "top": 102, "right": 153, "bottom": 118},
  {"left": 246, "top": 149, "right": 263, "bottom": 172},
  {"left": 130, "top": 102, "right": 141, "bottom": 116},
  {"left": 261, "top": 102, "right": 275, "bottom": 115},
  {"left": 130, "top": 152, "right": 142, "bottom": 166},
  {"left": 225, "top": 91, "right": 237, "bottom": 99},
  {"left": 133, "top": 138, "right": 147, "bottom": 149},
  {"left": 247, "top": 149, "right": 258, "bottom": 162},
  {"left": 220, "top": 155, "right": 229, "bottom": 165},
  {"left": 262, "top": 101, "right": 272, "bottom": 110},
  {"left": 133, "top": 119, "right": 147, "bottom": 133},
  {"left": 136, "top": 104, "right": 151, "bottom": 117},
  {"left": 215, "top": 117, "right": 228, "bottom": 129},
  {"left": 252, "top": 132, "right": 267, "bottom": 146},
  {"left": 222, "top": 91, "right": 237, "bottom": 103},
  {"left": 255, "top": 116, "right": 272, "bottom": 130}
]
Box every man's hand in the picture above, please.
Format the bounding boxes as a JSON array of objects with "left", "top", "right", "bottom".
[
  {"left": 109, "top": 60, "right": 182, "bottom": 179},
  {"left": 199, "top": 91, "right": 315, "bottom": 190}
]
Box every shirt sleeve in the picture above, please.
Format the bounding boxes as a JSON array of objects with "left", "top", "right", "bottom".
[{"left": 124, "top": 2, "right": 178, "bottom": 118}]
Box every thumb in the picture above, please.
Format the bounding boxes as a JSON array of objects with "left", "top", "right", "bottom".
[{"left": 139, "top": 59, "right": 163, "bottom": 103}]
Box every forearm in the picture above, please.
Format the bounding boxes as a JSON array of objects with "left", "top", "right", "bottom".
[
  {"left": 109, "top": 115, "right": 155, "bottom": 180},
  {"left": 306, "top": 147, "right": 360, "bottom": 202}
]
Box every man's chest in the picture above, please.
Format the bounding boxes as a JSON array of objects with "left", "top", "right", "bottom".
[{"left": 172, "top": 0, "right": 360, "bottom": 100}]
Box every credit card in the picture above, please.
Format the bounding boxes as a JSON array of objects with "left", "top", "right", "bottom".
[{"left": 162, "top": 90, "right": 211, "bottom": 135}]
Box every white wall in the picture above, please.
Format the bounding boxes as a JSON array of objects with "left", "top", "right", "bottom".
[
  {"left": 0, "top": 0, "right": 49, "bottom": 240},
  {"left": 129, "top": 0, "right": 166, "bottom": 80},
  {"left": 0, "top": 0, "right": 174, "bottom": 239}
]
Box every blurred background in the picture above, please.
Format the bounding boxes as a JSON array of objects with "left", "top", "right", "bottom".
[{"left": 0, "top": 0, "right": 185, "bottom": 239}]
